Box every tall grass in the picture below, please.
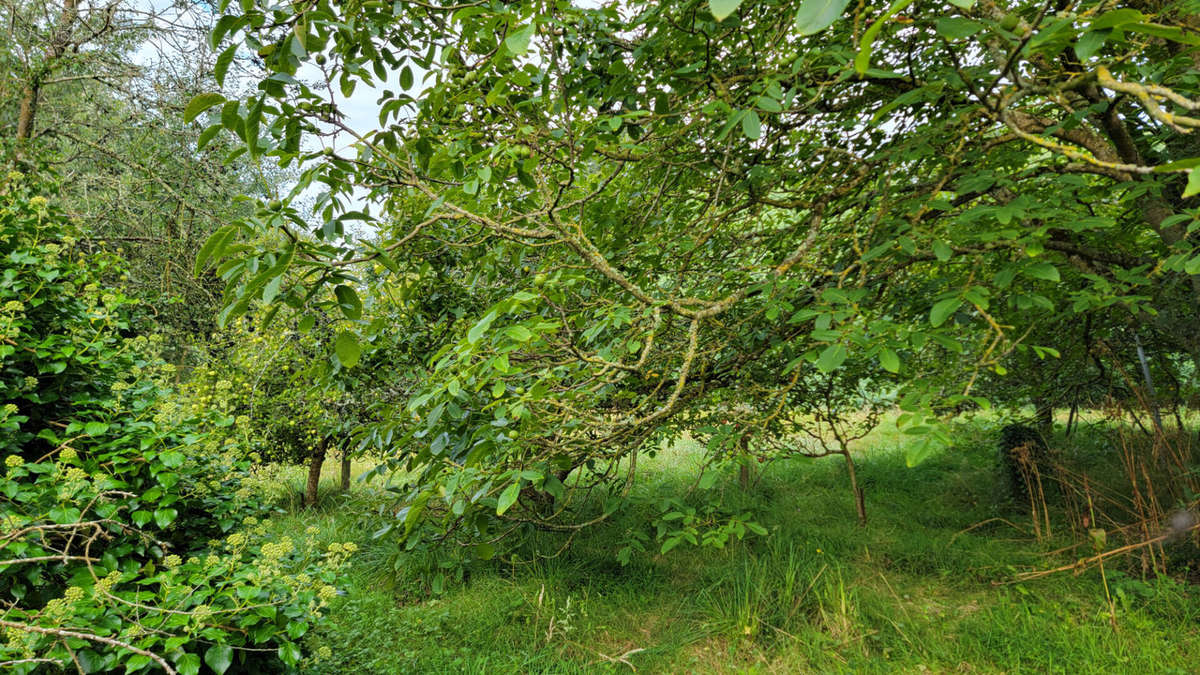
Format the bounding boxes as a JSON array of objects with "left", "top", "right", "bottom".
[{"left": 253, "top": 417, "right": 1200, "bottom": 673}]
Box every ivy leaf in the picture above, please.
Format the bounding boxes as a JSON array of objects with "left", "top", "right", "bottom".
[
  {"left": 153, "top": 508, "right": 178, "bottom": 528},
  {"left": 930, "top": 298, "right": 961, "bottom": 327},
  {"left": 176, "top": 653, "right": 202, "bottom": 675},
  {"left": 335, "top": 331, "right": 361, "bottom": 368},
  {"left": 84, "top": 422, "right": 109, "bottom": 436},
  {"left": 496, "top": 481, "right": 521, "bottom": 515},
  {"left": 709, "top": 0, "right": 745, "bottom": 21},
  {"left": 183, "top": 93, "right": 226, "bottom": 123},
  {"left": 794, "top": 0, "right": 849, "bottom": 35}
]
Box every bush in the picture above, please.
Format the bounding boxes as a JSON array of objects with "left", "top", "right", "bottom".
[{"left": 0, "top": 169, "right": 342, "bottom": 673}]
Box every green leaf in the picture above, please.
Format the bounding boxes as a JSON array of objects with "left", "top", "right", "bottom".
[
  {"left": 1127, "top": 22, "right": 1200, "bottom": 46},
  {"left": 176, "top": 653, "right": 202, "bottom": 675},
  {"left": 709, "top": 0, "right": 745, "bottom": 21},
  {"left": 278, "top": 642, "right": 302, "bottom": 667},
  {"left": 504, "top": 325, "right": 533, "bottom": 342},
  {"left": 84, "top": 421, "right": 109, "bottom": 436},
  {"left": 183, "top": 93, "right": 226, "bottom": 123},
  {"left": 211, "top": 14, "right": 240, "bottom": 48},
  {"left": 197, "top": 124, "right": 222, "bottom": 151},
  {"left": 1185, "top": 169, "right": 1200, "bottom": 199},
  {"left": 816, "top": 343, "right": 848, "bottom": 372},
  {"left": 1090, "top": 9, "right": 1145, "bottom": 31},
  {"left": 194, "top": 225, "right": 237, "bottom": 276},
  {"left": 755, "top": 95, "right": 782, "bottom": 113},
  {"left": 742, "top": 110, "right": 762, "bottom": 140},
  {"left": 214, "top": 44, "right": 238, "bottom": 88},
  {"left": 334, "top": 285, "right": 363, "bottom": 320},
  {"left": 335, "top": 331, "right": 362, "bottom": 368},
  {"left": 930, "top": 298, "right": 961, "bottom": 327},
  {"left": 879, "top": 348, "right": 900, "bottom": 373},
  {"left": 932, "top": 240, "right": 952, "bottom": 261},
  {"left": 496, "top": 481, "right": 521, "bottom": 515},
  {"left": 153, "top": 508, "right": 178, "bottom": 528},
  {"left": 1073, "top": 28, "right": 1109, "bottom": 60},
  {"left": 1152, "top": 157, "right": 1200, "bottom": 173},
  {"left": 935, "top": 17, "right": 983, "bottom": 40},
  {"left": 905, "top": 436, "right": 941, "bottom": 467},
  {"left": 467, "top": 311, "right": 498, "bottom": 344},
  {"left": 505, "top": 24, "right": 535, "bottom": 55},
  {"left": 794, "top": 0, "right": 849, "bottom": 35},
  {"left": 1024, "top": 262, "right": 1060, "bottom": 282},
  {"left": 159, "top": 451, "right": 185, "bottom": 468},
  {"left": 855, "top": 0, "right": 915, "bottom": 73},
  {"left": 946, "top": 0, "right": 975, "bottom": 7}
]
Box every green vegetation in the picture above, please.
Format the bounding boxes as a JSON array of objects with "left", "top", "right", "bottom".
[
  {"left": 3, "top": 0, "right": 1200, "bottom": 671},
  {"left": 269, "top": 423, "right": 1200, "bottom": 673}
]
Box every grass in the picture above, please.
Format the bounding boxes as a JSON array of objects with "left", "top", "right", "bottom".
[{"left": 255, "top": 417, "right": 1200, "bottom": 673}]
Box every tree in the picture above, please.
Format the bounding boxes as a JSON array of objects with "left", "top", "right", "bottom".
[
  {"left": 1, "top": 0, "right": 282, "bottom": 346},
  {"left": 197, "top": 0, "right": 1200, "bottom": 549},
  {"left": 0, "top": 168, "right": 345, "bottom": 674}
]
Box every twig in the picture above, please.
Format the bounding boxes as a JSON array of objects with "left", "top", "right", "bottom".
[{"left": 0, "top": 620, "right": 177, "bottom": 674}]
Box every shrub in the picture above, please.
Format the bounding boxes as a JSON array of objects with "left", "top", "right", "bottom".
[{"left": 0, "top": 169, "right": 341, "bottom": 673}]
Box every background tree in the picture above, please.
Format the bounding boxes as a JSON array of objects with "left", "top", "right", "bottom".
[
  {"left": 1, "top": 0, "right": 282, "bottom": 348},
  {"left": 197, "top": 0, "right": 1200, "bottom": 552}
]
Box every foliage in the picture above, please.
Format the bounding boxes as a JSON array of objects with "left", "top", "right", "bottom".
[
  {"left": 0, "top": 0, "right": 283, "bottom": 348},
  {"left": 0, "top": 170, "right": 342, "bottom": 673},
  {"left": 290, "top": 424, "right": 1200, "bottom": 673},
  {"left": 194, "top": 0, "right": 1200, "bottom": 554}
]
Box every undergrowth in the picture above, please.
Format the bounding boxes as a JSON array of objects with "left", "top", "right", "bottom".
[{"left": 257, "top": 417, "right": 1200, "bottom": 673}]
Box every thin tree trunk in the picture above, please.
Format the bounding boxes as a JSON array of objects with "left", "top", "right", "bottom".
[
  {"left": 305, "top": 438, "right": 327, "bottom": 508},
  {"left": 16, "top": 0, "right": 80, "bottom": 145},
  {"left": 842, "top": 449, "right": 866, "bottom": 526},
  {"left": 339, "top": 451, "right": 351, "bottom": 492},
  {"left": 737, "top": 430, "right": 753, "bottom": 490},
  {"left": 1133, "top": 332, "right": 1164, "bottom": 435},
  {"left": 16, "top": 83, "right": 40, "bottom": 142}
]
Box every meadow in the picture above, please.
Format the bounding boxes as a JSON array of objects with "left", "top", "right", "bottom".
[{"left": 256, "top": 417, "right": 1200, "bottom": 674}]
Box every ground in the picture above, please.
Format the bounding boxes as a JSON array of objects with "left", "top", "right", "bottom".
[{"left": 256, "top": 417, "right": 1200, "bottom": 673}]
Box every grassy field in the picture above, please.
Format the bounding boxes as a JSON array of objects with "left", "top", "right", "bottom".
[{"left": 258, "top": 418, "right": 1200, "bottom": 673}]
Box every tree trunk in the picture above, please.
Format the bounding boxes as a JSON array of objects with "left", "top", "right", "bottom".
[
  {"left": 842, "top": 449, "right": 867, "bottom": 526},
  {"left": 16, "top": 0, "right": 81, "bottom": 145},
  {"left": 339, "top": 451, "right": 351, "bottom": 492},
  {"left": 16, "top": 83, "right": 40, "bottom": 142},
  {"left": 305, "top": 439, "right": 327, "bottom": 508}
]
